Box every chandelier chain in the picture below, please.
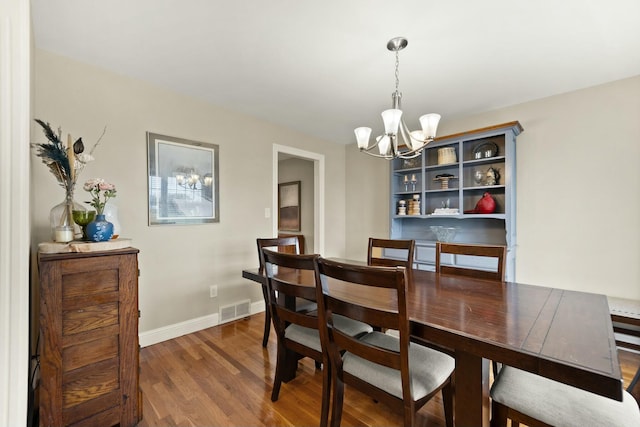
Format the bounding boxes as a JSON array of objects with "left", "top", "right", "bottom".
[{"left": 394, "top": 50, "right": 400, "bottom": 93}]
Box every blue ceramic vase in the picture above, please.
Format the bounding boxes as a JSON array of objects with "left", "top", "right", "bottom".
[{"left": 86, "top": 214, "right": 114, "bottom": 242}]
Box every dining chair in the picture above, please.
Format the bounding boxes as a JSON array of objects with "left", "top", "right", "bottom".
[
  {"left": 256, "top": 236, "right": 315, "bottom": 347},
  {"left": 489, "top": 365, "right": 640, "bottom": 427},
  {"left": 435, "top": 241, "right": 506, "bottom": 282},
  {"left": 261, "top": 249, "right": 372, "bottom": 423},
  {"left": 367, "top": 238, "right": 415, "bottom": 269},
  {"left": 609, "top": 296, "right": 640, "bottom": 398},
  {"left": 435, "top": 241, "right": 506, "bottom": 376},
  {"left": 314, "top": 257, "right": 454, "bottom": 427}
]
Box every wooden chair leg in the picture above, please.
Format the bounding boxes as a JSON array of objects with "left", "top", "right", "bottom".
[
  {"left": 330, "top": 374, "right": 345, "bottom": 427},
  {"left": 315, "top": 360, "right": 322, "bottom": 370},
  {"left": 442, "top": 380, "right": 454, "bottom": 427},
  {"left": 627, "top": 366, "right": 640, "bottom": 392},
  {"left": 403, "top": 402, "right": 415, "bottom": 427},
  {"left": 490, "top": 399, "right": 508, "bottom": 427},
  {"left": 320, "top": 361, "right": 331, "bottom": 427},
  {"left": 262, "top": 309, "right": 271, "bottom": 347},
  {"left": 270, "top": 342, "right": 286, "bottom": 402},
  {"left": 261, "top": 286, "right": 271, "bottom": 347}
]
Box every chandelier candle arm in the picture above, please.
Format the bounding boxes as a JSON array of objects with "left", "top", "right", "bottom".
[{"left": 354, "top": 37, "right": 441, "bottom": 160}]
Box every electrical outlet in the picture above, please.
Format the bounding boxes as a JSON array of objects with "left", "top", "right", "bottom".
[{"left": 209, "top": 285, "right": 218, "bottom": 298}]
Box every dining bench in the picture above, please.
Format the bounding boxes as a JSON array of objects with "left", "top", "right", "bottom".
[{"left": 608, "top": 296, "right": 640, "bottom": 398}]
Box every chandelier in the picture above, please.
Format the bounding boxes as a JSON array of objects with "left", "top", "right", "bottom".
[
  {"left": 354, "top": 37, "right": 441, "bottom": 160},
  {"left": 175, "top": 168, "right": 213, "bottom": 190}
]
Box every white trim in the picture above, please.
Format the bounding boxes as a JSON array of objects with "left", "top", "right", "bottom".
[
  {"left": 139, "top": 313, "right": 220, "bottom": 347},
  {"left": 139, "top": 300, "right": 266, "bottom": 347},
  {"left": 0, "top": 1, "right": 31, "bottom": 426},
  {"left": 272, "top": 144, "right": 325, "bottom": 254}
]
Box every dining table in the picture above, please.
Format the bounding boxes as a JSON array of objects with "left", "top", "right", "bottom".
[{"left": 242, "top": 262, "right": 623, "bottom": 427}]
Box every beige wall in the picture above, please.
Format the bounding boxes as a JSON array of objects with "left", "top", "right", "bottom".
[
  {"left": 32, "top": 47, "right": 640, "bottom": 338},
  {"left": 344, "top": 144, "right": 390, "bottom": 261},
  {"left": 32, "top": 49, "right": 346, "bottom": 333},
  {"left": 346, "top": 75, "right": 640, "bottom": 299}
]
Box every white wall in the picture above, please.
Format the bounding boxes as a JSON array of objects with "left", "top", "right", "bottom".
[
  {"left": 346, "top": 75, "right": 640, "bottom": 300},
  {"left": 32, "top": 49, "right": 347, "bottom": 335}
]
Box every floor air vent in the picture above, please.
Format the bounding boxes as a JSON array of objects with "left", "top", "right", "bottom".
[{"left": 220, "top": 299, "right": 251, "bottom": 323}]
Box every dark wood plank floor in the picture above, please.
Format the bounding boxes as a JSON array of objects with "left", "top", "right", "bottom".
[{"left": 137, "top": 313, "right": 640, "bottom": 427}]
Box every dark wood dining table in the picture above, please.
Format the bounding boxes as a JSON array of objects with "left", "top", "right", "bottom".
[{"left": 242, "top": 263, "right": 623, "bottom": 427}]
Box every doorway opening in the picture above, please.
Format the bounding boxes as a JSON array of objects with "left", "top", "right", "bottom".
[{"left": 272, "top": 144, "right": 325, "bottom": 254}]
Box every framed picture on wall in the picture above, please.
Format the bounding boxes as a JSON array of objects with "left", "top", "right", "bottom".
[
  {"left": 147, "top": 132, "right": 220, "bottom": 225},
  {"left": 278, "top": 181, "right": 301, "bottom": 231}
]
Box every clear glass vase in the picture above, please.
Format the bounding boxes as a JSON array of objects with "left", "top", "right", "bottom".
[{"left": 49, "top": 191, "right": 86, "bottom": 242}]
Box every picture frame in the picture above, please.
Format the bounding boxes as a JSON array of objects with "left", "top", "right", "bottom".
[
  {"left": 147, "top": 132, "right": 219, "bottom": 225},
  {"left": 278, "top": 181, "right": 301, "bottom": 232}
]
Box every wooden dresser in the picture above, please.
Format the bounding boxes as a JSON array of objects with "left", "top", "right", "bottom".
[{"left": 38, "top": 248, "right": 141, "bottom": 427}]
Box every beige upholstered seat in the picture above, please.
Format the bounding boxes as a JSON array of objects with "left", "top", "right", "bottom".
[{"left": 490, "top": 366, "right": 640, "bottom": 427}]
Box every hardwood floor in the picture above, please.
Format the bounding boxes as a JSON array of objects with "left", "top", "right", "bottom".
[{"left": 137, "top": 313, "right": 640, "bottom": 427}]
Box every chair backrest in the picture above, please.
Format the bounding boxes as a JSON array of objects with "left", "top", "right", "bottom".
[
  {"left": 435, "top": 242, "right": 506, "bottom": 282},
  {"left": 314, "top": 257, "right": 412, "bottom": 394},
  {"left": 367, "top": 238, "right": 415, "bottom": 269},
  {"left": 256, "top": 236, "right": 303, "bottom": 274},
  {"left": 262, "top": 249, "right": 320, "bottom": 337},
  {"left": 278, "top": 233, "right": 306, "bottom": 254}
]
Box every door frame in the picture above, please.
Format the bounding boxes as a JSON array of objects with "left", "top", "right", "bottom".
[{"left": 272, "top": 144, "right": 325, "bottom": 254}]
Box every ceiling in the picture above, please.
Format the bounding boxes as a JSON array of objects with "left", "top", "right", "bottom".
[{"left": 31, "top": 0, "right": 640, "bottom": 145}]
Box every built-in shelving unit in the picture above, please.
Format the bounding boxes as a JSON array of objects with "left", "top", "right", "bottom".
[{"left": 389, "top": 121, "right": 523, "bottom": 280}]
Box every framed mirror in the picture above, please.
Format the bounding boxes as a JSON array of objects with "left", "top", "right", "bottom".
[{"left": 147, "top": 132, "right": 219, "bottom": 225}]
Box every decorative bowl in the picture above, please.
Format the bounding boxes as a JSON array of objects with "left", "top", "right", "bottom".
[
  {"left": 430, "top": 226, "right": 459, "bottom": 242},
  {"left": 72, "top": 210, "right": 96, "bottom": 226}
]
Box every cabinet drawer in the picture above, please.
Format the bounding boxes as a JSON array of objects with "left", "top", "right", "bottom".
[
  {"left": 453, "top": 254, "right": 498, "bottom": 271},
  {"left": 416, "top": 244, "right": 497, "bottom": 271},
  {"left": 381, "top": 248, "right": 411, "bottom": 261}
]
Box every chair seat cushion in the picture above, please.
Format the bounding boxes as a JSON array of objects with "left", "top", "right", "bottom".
[
  {"left": 490, "top": 366, "right": 640, "bottom": 427},
  {"left": 295, "top": 298, "right": 316, "bottom": 313},
  {"left": 285, "top": 315, "right": 372, "bottom": 353},
  {"left": 342, "top": 331, "right": 454, "bottom": 400}
]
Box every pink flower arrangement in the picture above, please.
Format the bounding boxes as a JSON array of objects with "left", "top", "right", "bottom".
[{"left": 83, "top": 178, "right": 117, "bottom": 215}]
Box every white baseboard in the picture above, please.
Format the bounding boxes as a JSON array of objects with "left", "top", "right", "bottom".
[{"left": 139, "top": 300, "right": 266, "bottom": 347}]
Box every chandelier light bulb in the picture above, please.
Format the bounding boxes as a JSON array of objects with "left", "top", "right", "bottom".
[
  {"left": 381, "top": 109, "right": 402, "bottom": 135},
  {"left": 354, "top": 127, "right": 372, "bottom": 150},
  {"left": 377, "top": 135, "right": 391, "bottom": 156},
  {"left": 419, "top": 113, "right": 441, "bottom": 139}
]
